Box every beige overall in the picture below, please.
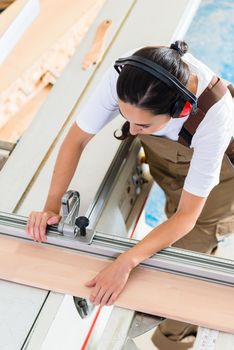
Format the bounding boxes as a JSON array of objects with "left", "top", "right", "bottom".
[
  {"left": 138, "top": 133, "right": 234, "bottom": 349},
  {"left": 139, "top": 135, "right": 234, "bottom": 350}
]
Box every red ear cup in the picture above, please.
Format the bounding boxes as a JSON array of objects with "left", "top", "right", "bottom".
[{"left": 179, "top": 101, "right": 193, "bottom": 117}]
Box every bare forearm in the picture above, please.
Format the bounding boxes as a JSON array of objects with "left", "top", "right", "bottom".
[
  {"left": 119, "top": 190, "right": 207, "bottom": 270},
  {"left": 27, "top": 124, "right": 93, "bottom": 241},
  {"left": 42, "top": 123, "right": 94, "bottom": 213},
  {"left": 120, "top": 212, "right": 195, "bottom": 269},
  {"left": 43, "top": 141, "right": 83, "bottom": 213}
]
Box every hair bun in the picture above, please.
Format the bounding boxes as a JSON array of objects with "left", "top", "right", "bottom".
[{"left": 170, "top": 40, "right": 188, "bottom": 56}]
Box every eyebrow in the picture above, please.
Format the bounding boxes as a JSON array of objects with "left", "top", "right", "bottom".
[{"left": 118, "top": 107, "right": 151, "bottom": 127}]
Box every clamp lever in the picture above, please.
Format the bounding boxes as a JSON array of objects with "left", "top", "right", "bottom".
[{"left": 75, "top": 216, "right": 90, "bottom": 236}]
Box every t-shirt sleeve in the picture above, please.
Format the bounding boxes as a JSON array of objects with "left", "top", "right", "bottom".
[
  {"left": 75, "top": 66, "right": 119, "bottom": 134},
  {"left": 184, "top": 92, "right": 234, "bottom": 197}
]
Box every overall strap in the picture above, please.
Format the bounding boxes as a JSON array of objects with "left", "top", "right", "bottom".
[
  {"left": 178, "top": 76, "right": 228, "bottom": 147},
  {"left": 226, "top": 137, "right": 234, "bottom": 165}
]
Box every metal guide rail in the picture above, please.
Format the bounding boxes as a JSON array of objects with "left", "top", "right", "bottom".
[{"left": 0, "top": 210, "right": 234, "bottom": 287}]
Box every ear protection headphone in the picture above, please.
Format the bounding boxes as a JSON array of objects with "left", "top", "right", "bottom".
[{"left": 114, "top": 55, "right": 197, "bottom": 118}]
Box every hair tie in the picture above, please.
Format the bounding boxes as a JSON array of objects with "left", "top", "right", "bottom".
[{"left": 170, "top": 43, "right": 183, "bottom": 56}]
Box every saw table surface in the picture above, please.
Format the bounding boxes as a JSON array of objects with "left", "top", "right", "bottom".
[{"left": 0, "top": 234, "right": 233, "bottom": 334}]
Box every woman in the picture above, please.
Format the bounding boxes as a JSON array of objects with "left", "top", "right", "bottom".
[{"left": 27, "top": 41, "right": 234, "bottom": 349}]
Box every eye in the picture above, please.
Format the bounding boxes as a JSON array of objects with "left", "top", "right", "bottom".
[{"left": 139, "top": 124, "right": 151, "bottom": 129}]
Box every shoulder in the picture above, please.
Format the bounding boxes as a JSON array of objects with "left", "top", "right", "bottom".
[
  {"left": 182, "top": 53, "right": 215, "bottom": 97},
  {"left": 192, "top": 91, "right": 234, "bottom": 160},
  {"left": 196, "top": 90, "right": 233, "bottom": 135},
  {"left": 185, "top": 91, "right": 233, "bottom": 197}
]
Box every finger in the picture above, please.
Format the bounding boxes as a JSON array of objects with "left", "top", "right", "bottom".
[
  {"left": 100, "top": 290, "right": 113, "bottom": 307},
  {"left": 26, "top": 217, "right": 31, "bottom": 235},
  {"left": 39, "top": 214, "right": 49, "bottom": 242},
  {"left": 89, "top": 285, "right": 102, "bottom": 304},
  {"left": 85, "top": 277, "right": 97, "bottom": 287},
  {"left": 106, "top": 291, "right": 119, "bottom": 306},
  {"left": 26, "top": 213, "right": 35, "bottom": 236},
  {"left": 29, "top": 214, "right": 37, "bottom": 240},
  {"left": 47, "top": 216, "right": 60, "bottom": 225},
  {"left": 26, "top": 223, "right": 30, "bottom": 235},
  {"left": 34, "top": 215, "right": 43, "bottom": 242},
  {"left": 92, "top": 287, "right": 107, "bottom": 305}
]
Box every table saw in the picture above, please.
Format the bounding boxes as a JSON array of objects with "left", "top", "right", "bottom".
[
  {"left": 1, "top": 137, "right": 234, "bottom": 349},
  {"left": 0, "top": 0, "right": 234, "bottom": 349}
]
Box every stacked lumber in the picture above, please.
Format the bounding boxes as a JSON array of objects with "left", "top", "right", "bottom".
[{"left": 0, "top": 0, "right": 106, "bottom": 169}]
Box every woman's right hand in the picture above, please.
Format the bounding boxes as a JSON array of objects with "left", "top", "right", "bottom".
[{"left": 26, "top": 211, "right": 61, "bottom": 242}]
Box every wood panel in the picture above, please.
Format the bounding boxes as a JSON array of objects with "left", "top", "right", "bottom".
[
  {"left": 0, "top": 0, "right": 135, "bottom": 213},
  {"left": 0, "top": 234, "right": 233, "bottom": 334},
  {"left": 0, "top": 86, "right": 51, "bottom": 143},
  {"left": 0, "top": 0, "right": 105, "bottom": 92},
  {"left": 0, "top": 0, "right": 106, "bottom": 134}
]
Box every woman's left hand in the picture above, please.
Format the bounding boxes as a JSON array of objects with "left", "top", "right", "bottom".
[{"left": 85, "top": 256, "right": 133, "bottom": 306}]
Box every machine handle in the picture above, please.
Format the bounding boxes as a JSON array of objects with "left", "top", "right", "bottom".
[
  {"left": 75, "top": 216, "right": 90, "bottom": 236},
  {"left": 60, "top": 190, "right": 80, "bottom": 218}
]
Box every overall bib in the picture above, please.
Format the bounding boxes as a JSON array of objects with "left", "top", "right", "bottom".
[{"left": 138, "top": 78, "right": 234, "bottom": 349}]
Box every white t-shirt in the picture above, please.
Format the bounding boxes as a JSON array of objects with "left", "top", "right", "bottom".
[{"left": 76, "top": 51, "right": 234, "bottom": 197}]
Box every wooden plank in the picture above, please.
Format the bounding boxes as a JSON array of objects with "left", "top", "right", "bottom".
[
  {"left": 0, "top": 0, "right": 28, "bottom": 37},
  {"left": 0, "top": 0, "right": 39, "bottom": 64},
  {"left": 0, "top": 234, "right": 233, "bottom": 334},
  {"left": 0, "top": 0, "right": 105, "bottom": 92},
  {"left": 0, "top": 0, "right": 106, "bottom": 130},
  {"left": 0, "top": 85, "right": 51, "bottom": 143},
  {"left": 0, "top": 0, "right": 135, "bottom": 213}
]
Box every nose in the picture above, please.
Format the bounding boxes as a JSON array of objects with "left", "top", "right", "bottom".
[{"left": 129, "top": 123, "right": 141, "bottom": 135}]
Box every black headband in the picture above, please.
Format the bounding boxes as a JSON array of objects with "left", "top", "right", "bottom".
[{"left": 114, "top": 55, "right": 197, "bottom": 107}]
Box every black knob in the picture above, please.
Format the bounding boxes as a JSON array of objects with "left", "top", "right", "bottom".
[{"left": 75, "top": 216, "right": 89, "bottom": 236}]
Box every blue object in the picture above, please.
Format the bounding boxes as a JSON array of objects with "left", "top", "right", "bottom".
[
  {"left": 145, "top": 183, "right": 167, "bottom": 228},
  {"left": 185, "top": 0, "right": 234, "bottom": 83},
  {"left": 145, "top": 0, "right": 234, "bottom": 227}
]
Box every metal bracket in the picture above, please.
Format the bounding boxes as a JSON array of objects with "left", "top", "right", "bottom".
[
  {"left": 127, "top": 312, "right": 165, "bottom": 338},
  {"left": 57, "top": 190, "right": 95, "bottom": 244},
  {"left": 58, "top": 190, "right": 80, "bottom": 237},
  {"left": 73, "top": 297, "right": 95, "bottom": 319},
  {"left": 123, "top": 312, "right": 165, "bottom": 349}
]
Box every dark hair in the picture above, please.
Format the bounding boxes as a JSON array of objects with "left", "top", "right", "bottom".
[{"left": 114, "top": 40, "right": 190, "bottom": 140}]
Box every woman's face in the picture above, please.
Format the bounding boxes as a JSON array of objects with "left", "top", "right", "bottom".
[{"left": 118, "top": 100, "right": 171, "bottom": 135}]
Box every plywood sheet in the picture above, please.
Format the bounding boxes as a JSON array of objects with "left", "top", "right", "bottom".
[
  {"left": 0, "top": 0, "right": 134, "bottom": 213},
  {"left": 0, "top": 234, "right": 233, "bottom": 334},
  {"left": 0, "top": 0, "right": 105, "bottom": 92}
]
